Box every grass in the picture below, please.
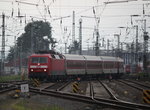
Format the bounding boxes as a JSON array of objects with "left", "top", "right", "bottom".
[
  {"left": 0, "top": 99, "right": 64, "bottom": 110},
  {"left": 11, "top": 100, "right": 64, "bottom": 110},
  {"left": 0, "top": 74, "right": 28, "bottom": 82}
]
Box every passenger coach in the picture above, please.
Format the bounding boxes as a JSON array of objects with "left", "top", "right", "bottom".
[{"left": 28, "top": 51, "right": 124, "bottom": 80}]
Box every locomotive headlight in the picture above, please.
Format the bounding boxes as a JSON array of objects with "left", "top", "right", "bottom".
[
  {"left": 44, "top": 69, "right": 47, "bottom": 71},
  {"left": 31, "top": 69, "right": 33, "bottom": 71}
]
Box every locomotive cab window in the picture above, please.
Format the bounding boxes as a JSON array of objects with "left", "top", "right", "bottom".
[
  {"left": 31, "top": 57, "right": 48, "bottom": 63},
  {"left": 40, "top": 57, "right": 48, "bottom": 63}
]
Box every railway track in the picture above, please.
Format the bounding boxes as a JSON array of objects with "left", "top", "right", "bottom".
[
  {"left": 125, "top": 79, "right": 150, "bottom": 89},
  {"left": 1, "top": 79, "right": 150, "bottom": 109},
  {"left": 118, "top": 80, "right": 145, "bottom": 91},
  {"left": 98, "top": 80, "right": 118, "bottom": 100},
  {"left": 30, "top": 81, "right": 150, "bottom": 110},
  {"left": 0, "top": 80, "right": 29, "bottom": 84},
  {"left": 41, "top": 81, "right": 71, "bottom": 91},
  {"left": 34, "top": 82, "right": 70, "bottom": 91},
  {"left": 0, "top": 86, "right": 17, "bottom": 94},
  {"left": 0, "top": 83, "right": 17, "bottom": 94},
  {"left": 0, "top": 80, "right": 29, "bottom": 94}
]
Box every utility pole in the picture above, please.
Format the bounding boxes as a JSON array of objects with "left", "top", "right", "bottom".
[
  {"left": 102, "top": 38, "right": 105, "bottom": 47},
  {"left": 107, "top": 39, "right": 110, "bottom": 55},
  {"left": 117, "top": 35, "right": 120, "bottom": 52},
  {"left": 79, "top": 18, "right": 82, "bottom": 55},
  {"left": 131, "top": 42, "right": 134, "bottom": 73},
  {"left": 72, "top": 11, "right": 75, "bottom": 45},
  {"left": 93, "top": 4, "right": 100, "bottom": 56},
  {"left": 135, "top": 25, "right": 138, "bottom": 66},
  {"left": 14, "top": 36, "right": 17, "bottom": 74},
  {"left": 1, "top": 13, "right": 5, "bottom": 74},
  {"left": 143, "top": 19, "right": 149, "bottom": 74},
  {"left": 95, "top": 30, "right": 99, "bottom": 56},
  {"left": 121, "top": 43, "right": 123, "bottom": 50},
  {"left": 65, "top": 43, "right": 67, "bottom": 54},
  {"left": 19, "top": 41, "right": 22, "bottom": 74},
  {"left": 114, "top": 34, "right": 120, "bottom": 57}
]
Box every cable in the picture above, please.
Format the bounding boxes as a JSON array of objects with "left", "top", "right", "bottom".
[
  {"left": 15, "top": 0, "right": 38, "bottom": 6},
  {"left": 0, "top": 0, "right": 13, "bottom": 3},
  {"left": 36, "top": 5, "right": 45, "bottom": 20},
  {"left": 99, "top": 0, "right": 109, "bottom": 17}
]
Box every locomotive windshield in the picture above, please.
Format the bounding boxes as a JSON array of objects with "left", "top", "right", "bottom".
[{"left": 31, "top": 57, "right": 48, "bottom": 63}]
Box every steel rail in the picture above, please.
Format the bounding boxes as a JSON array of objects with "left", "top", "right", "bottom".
[
  {"left": 125, "top": 79, "right": 150, "bottom": 89},
  {"left": 31, "top": 87, "right": 150, "bottom": 109},
  {"left": 0, "top": 80, "right": 29, "bottom": 94},
  {"left": 89, "top": 81, "right": 94, "bottom": 98},
  {"left": 44, "top": 82, "right": 66, "bottom": 90},
  {"left": 0, "top": 80, "right": 29, "bottom": 84},
  {"left": 0, "top": 80, "right": 29, "bottom": 93},
  {"left": 98, "top": 80, "right": 117, "bottom": 100},
  {"left": 118, "top": 80, "right": 143, "bottom": 91},
  {"left": 30, "top": 87, "right": 139, "bottom": 110},
  {"left": 56, "top": 81, "right": 71, "bottom": 91},
  {"left": 0, "top": 86, "right": 17, "bottom": 94},
  {"left": 32, "top": 81, "right": 70, "bottom": 91},
  {"left": 97, "top": 80, "right": 150, "bottom": 109},
  {"left": 42, "top": 83, "right": 57, "bottom": 89}
]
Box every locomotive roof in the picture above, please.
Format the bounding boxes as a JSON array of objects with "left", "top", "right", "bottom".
[{"left": 31, "top": 54, "right": 51, "bottom": 57}]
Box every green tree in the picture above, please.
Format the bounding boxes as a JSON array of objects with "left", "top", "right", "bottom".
[
  {"left": 7, "top": 47, "right": 15, "bottom": 62},
  {"left": 68, "top": 40, "right": 79, "bottom": 54},
  {"left": 7, "top": 21, "right": 56, "bottom": 62}
]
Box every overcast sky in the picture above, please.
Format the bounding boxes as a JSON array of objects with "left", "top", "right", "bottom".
[{"left": 0, "top": 0, "right": 150, "bottom": 54}]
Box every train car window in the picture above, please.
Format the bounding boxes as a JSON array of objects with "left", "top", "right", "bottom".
[
  {"left": 67, "top": 60, "right": 85, "bottom": 68},
  {"left": 31, "top": 57, "right": 38, "bottom": 63},
  {"left": 87, "top": 61, "right": 100, "bottom": 68},
  {"left": 100, "top": 63, "right": 102, "bottom": 68}
]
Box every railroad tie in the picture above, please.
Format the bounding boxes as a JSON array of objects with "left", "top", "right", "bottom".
[{"left": 143, "top": 90, "right": 150, "bottom": 104}]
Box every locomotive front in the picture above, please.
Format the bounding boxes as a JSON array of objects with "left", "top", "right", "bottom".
[{"left": 28, "top": 54, "right": 51, "bottom": 79}]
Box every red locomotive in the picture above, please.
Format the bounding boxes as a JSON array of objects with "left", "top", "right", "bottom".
[{"left": 28, "top": 51, "right": 124, "bottom": 80}]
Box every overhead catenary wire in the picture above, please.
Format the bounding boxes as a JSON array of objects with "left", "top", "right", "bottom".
[
  {"left": 104, "top": 0, "right": 137, "bottom": 4},
  {"left": 15, "top": 0, "right": 38, "bottom": 6},
  {"left": 0, "top": 1, "right": 149, "bottom": 51}
]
